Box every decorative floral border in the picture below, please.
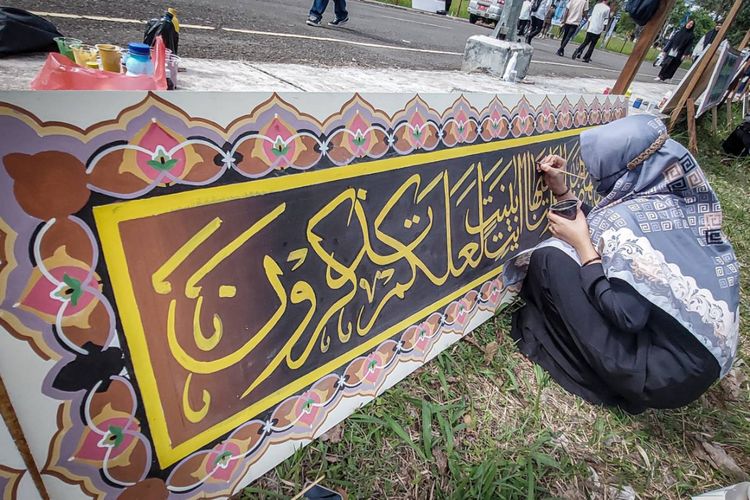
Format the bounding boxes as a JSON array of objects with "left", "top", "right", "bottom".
[
  {"left": 0, "top": 92, "right": 625, "bottom": 499},
  {"left": 0, "top": 465, "right": 25, "bottom": 500}
]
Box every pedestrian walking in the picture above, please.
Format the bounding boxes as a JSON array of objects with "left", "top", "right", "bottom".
[
  {"left": 526, "top": 0, "right": 553, "bottom": 44},
  {"left": 572, "top": 0, "right": 609, "bottom": 63},
  {"left": 557, "top": 0, "right": 588, "bottom": 56},
  {"left": 518, "top": 0, "right": 532, "bottom": 36},
  {"left": 541, "top": 3, "right": 556, "bottom": 38},
  {"left": 306, "top": 0, "right": 349, "bottom": 27},
  {"left": 656, "top": 20, "right": 695, "bottom": 81}
]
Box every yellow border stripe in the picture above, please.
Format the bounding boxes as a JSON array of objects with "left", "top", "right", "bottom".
[{"left": 93, "top": 126, "right": 588, "bottom": 467}]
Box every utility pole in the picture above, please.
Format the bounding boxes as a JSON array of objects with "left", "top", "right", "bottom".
[{"left": 492, "top": 0, "right": 524, "bottom": 41}]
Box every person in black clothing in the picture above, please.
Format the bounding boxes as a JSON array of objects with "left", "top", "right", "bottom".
[
  {"left": 507, "top": 114, "right": 739, "bottom": 414},
  {"left": 526, "top": 0, "right": 552, "bottom": 44},
  {"left": 692, "top": 22, "right": 722, "bottom": 62},
  {"left": 657, "top": 20, "right": 695, "bottom": 81}
]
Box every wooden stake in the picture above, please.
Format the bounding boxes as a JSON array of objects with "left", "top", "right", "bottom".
[
  {"left": 0, "top": 376, "right": 49, "bottom": 500},
  {"left": 668, "top": 0, "right": 745, "bottom": 130},
  {"left": 727, "top": 99, "right": 733, "bottom": 128},
  {"left": 687, "top": 98, "right": 698, "bottom": 154},
  {"left": 740, "top": 28, "right": 750, "bottom": 50},
  {"left": 612, "top": 0, "right": 676, "bottom": 95},
  {"left": 712, "top": 106, "right": 718, "bottom": 133}
]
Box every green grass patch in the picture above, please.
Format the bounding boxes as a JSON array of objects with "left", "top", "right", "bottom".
[{"left": 246, "top": 106, "right": 750, "bottom": 498}]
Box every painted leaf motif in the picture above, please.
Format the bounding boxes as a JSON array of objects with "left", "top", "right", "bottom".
[
  {"left": 146, "top": 148, "right": 179, "bottom": 171},
  {"left": 60, "top": 274, "right": 83, "bottom": 306}
]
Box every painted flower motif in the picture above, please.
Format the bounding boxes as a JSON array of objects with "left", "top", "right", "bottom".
[
  {"left": 147, "top": 146, "right": 180, "bottom": 171},
  {"left": 535, "top": 99, "right": 556, "bottom": 132},
  {"left": 453, "top": 109, "right": 471, "bottom": 143},
  {"left": 258, "top": 116, "right": 305, "bottom": 169},
  {"left": 414, "top": 325, "right": 432, "bottom": 352},
  {"left": 293, "top": 389, "right": 324, "bottom": 427},
  {"left": 556, "top": 99, "right": 574, "bottom": 129},
  {"left": 343, "top": 112, "right": 377, "bottom": 158},
  {"left": 573, "top": 98, "right": 589, "bottom": 127},
  {"left": 17, "top": 246, "right": 101, "bottom": 328},
  {"left": 205, "top": 441, "right": 243, "bottom": 482},
  {"left": 511, "top": 99, "right": 535, "bottom": 137},
  {"left": 408, "top": 110, "right": 429, "bottom": 147},
  {"left": 480, "top": 279, "right": 503, "bottom": 304},
  {"left": 363, "top": 351, "right": 386, "bottom": 384},
  {"left": 481, "top": 101, "right": 510, "bottom": 140},
  {"left": 133, "top": 122, "right": 190, "bottom": 181},
  {"left": 73, "top": 413, "right": 140, "bottom": 467},
  {"left": 589, "top": 99, "right": 603, "bottom": 125}
]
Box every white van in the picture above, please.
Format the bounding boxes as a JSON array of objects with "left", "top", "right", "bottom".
[{"left": 467, "top": 0, "right": 504, "bottom": 24}]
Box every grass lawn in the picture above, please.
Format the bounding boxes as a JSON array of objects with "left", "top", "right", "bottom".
[{"left": 244, "top": 107, "right": 750, "bottom": 498}]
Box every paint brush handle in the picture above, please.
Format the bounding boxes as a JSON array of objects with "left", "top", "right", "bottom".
[
  {"left": 559, "top": 170, "right": 587, "bottom": 180},
  {"left": 536, "top": 162, "right": 587, "bottom": 180}
]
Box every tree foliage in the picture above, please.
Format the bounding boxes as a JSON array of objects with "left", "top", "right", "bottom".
[
  {"left": 612, "top": 0, "right": 747, "bottom": 46},
  {"left": 691, "top": 0, "right": 749, "bottom": 46}
]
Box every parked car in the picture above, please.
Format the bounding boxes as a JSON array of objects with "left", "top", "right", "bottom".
[{"left": 468, "top": 0, "right": 504, "bottom": 24}]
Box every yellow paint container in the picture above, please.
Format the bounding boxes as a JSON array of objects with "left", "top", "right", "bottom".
[
  {"left": 71, "top": 44, "right": 98, "bottom": 66},
  {"left": 95, "top": 44, "right": 122, "bottom": 73}
]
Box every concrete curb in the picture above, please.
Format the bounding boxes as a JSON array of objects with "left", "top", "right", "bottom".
[{"left": 354, "top": 0, "right": 469, "bottom": 23}]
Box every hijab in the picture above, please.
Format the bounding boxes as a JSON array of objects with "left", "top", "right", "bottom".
[
  {"left": 503, "top": 114, "right": 738, "bottom": 376},
  {"left": 669, "top": 22, "right": 696, "bottom": 54},
  {"left": 582, "top": 114, "right": 739, "bottom": 376}
]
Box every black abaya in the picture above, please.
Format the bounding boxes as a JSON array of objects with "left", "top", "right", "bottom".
[
  {"left": 658, "top": 25, "right": 695, "bottom": 80},
  {"left": 510, "top": 247, "right": 719, "bottom": 414}
]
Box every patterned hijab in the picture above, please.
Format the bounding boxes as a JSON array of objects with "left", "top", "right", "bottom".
[{"left": 583, "top": 114, "right": 739, "bottom": 376}]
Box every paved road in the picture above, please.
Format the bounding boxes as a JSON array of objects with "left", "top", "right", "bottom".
[{"left": 9, "top": 0, "right": 685, "bottom": 83}]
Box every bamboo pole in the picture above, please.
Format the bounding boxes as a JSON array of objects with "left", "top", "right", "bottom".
[{"left": 0, "top": 376, "right": 49, "bottom": 500}]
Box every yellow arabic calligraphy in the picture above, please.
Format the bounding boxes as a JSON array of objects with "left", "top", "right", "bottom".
[{"left": 151, "top": 143, "right": 593, "bottom": 421}]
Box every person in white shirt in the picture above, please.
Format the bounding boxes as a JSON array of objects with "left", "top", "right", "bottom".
[
  {"left": 526, "top": 0, "right": 553, "bottom": 44},
  {"left": 557, "top": 0, "right": 589, "bottom": 56},
  {"left": 572, "top": 0, "right": 610, "bottom": 62},
  {"left": 518, "top": 0, "right": 533, "bottom": 35}
]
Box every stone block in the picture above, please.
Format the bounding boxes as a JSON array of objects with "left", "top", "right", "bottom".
[{"left": 461, "top": 35, "right": 534, "bottom": 80}]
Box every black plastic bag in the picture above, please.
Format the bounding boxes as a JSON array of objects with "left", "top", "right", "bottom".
[
  {"left": 0, "top": 7, "right": 62, "bottom": 57},
  {"left": 143, "top": 12, "right": 178, "bottom": 54},
  {"left": 625, "top": 0, "right": 660, "bottom": 26},
  {"left": 722, "top": 118, "right": 750, "bottom": 157}
]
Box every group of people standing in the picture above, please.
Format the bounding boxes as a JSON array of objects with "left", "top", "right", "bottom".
[{"left": 519, "top": 0, "right": 611, "bottom": 64}]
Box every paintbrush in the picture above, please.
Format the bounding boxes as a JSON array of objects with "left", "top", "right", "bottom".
[{"left": 536, "top": 162, "right": 587, "bottom": 180}]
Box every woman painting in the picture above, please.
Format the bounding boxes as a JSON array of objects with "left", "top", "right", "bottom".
[
  {"left": 508, "top": 114, "right": 739, "bottom": 414},
  {"left": 656, "top": 20, "right": 695, "bottom": 81}
]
